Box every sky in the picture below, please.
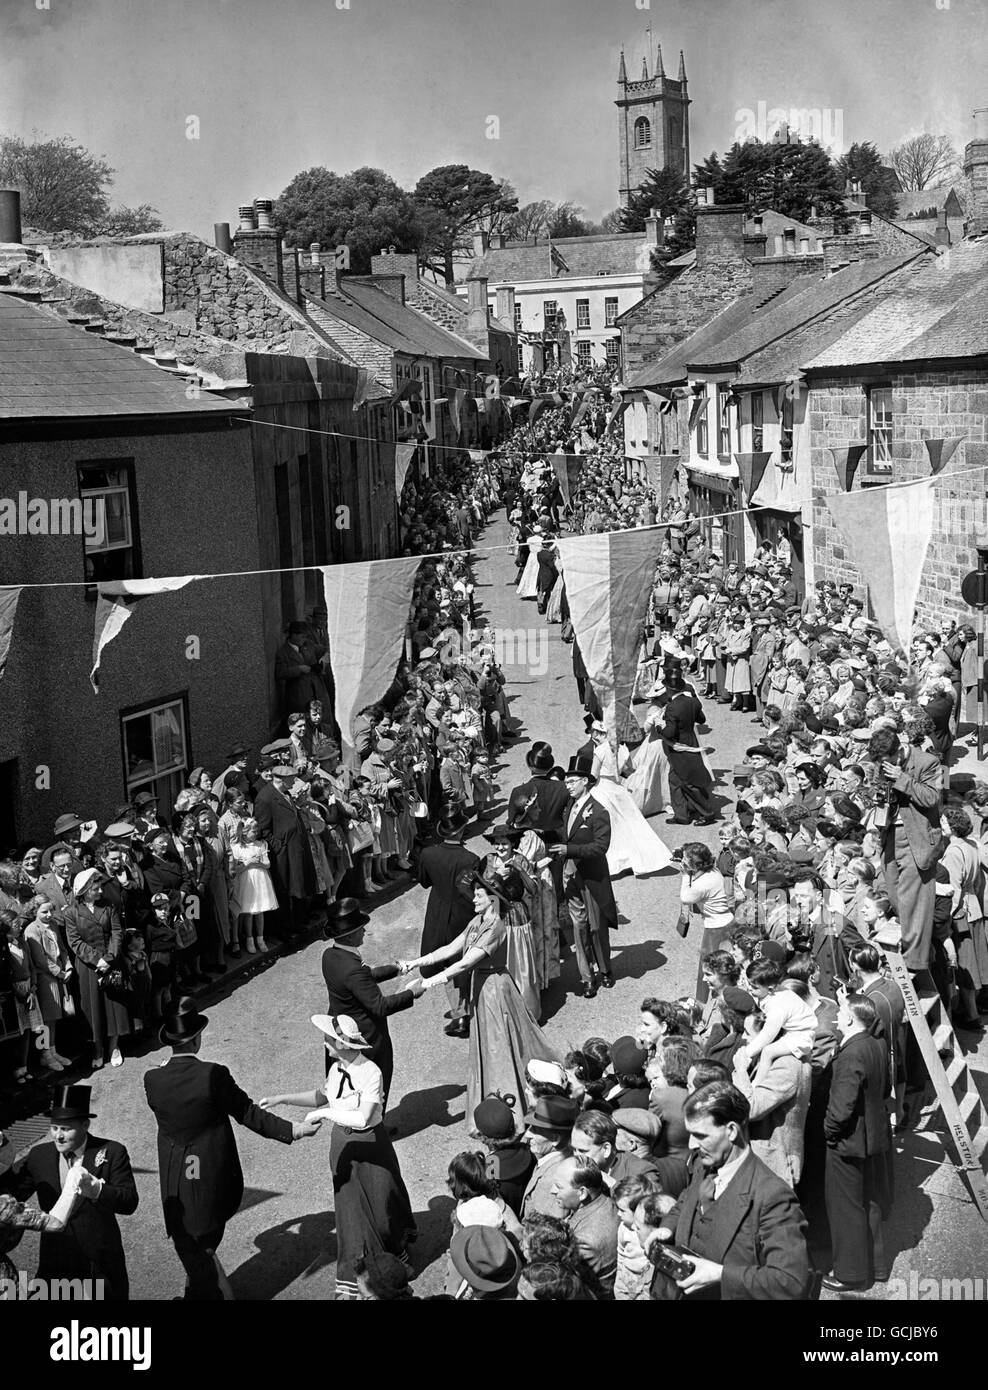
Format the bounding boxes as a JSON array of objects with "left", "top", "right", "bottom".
[{"left": 1, "top": 0, "right": 985, "bottom": 239}]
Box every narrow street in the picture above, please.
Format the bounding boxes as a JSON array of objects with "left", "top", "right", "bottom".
[{"left": 7, "top": 512, "right": 988, "bottom": 1299}]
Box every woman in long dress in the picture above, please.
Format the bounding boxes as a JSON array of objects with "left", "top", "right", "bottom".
[
  {"left": 399, "top": 871, "right": 560, "bottom": 1136},
  {"left": 588, "top": 725, "right": 673, "bottom": 878},
  {"left": 516, "top": 534, "right": 542, "bottom": 600},
  {"left": 516, "top": 830, "right": 561, "bottom": 992},
  {"left": 260, "top": 1014, "right": 416, "bottom": 1301},
  {"left": 624, "top": 690, "right": 673, "bottom": 819},
  {"left": 64, "top": 869, "right": 130, "bottom": 1070}
]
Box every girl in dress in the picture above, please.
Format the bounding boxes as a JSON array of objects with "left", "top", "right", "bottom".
[
  {"left": 1, "top": 909, "right": 38, "bottom": 1083},
  {"left": 260, "top": 1014, "right": 416, "bottom": 1301},
  {"left": 399, "top": 871, "right": 561, "bottom": 1136},
  {"left": 229, "top": 818, "right": 278, "bottom": 954},
  {"left": 624, "top": 685, "right": 673, "bottom": 819},
  {"left": 588, "top": 723, "right": 673, "bottom": 878},
  {"left": 516, "top": 533, "right": 543, "bottom": 600},
  {"left": 23, "top": 897, "right": 73, "bottom": 1070}
]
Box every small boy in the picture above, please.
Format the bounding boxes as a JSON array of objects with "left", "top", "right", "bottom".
[{"left": 736, "top": 956, "right": 816, "bottom": 1080}]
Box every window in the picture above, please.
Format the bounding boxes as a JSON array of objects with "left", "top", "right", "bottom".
[
  {"left": 576, "top": 299, "right": 591, "bottom": 329},
  {"left": 780, "top": 391, "right": 794, "bottom": 465},
  {"left": 576, "top": 341, "right": 592, "bottom": 367},
  {"left": 867, "top": 386, "right": 894, "bottom": 474},
  {"left": 717, "top": 386, "right": 732, "bottom": 458},
  {"left": 77, "top": 460, "right": 140, "bottom": 585},
  {"left": 634, "top": 117, "right": 651, "bottom": 148},
  {"left": 514, "top": 301, "right": 522, "bottom": 333},
  {"left": 604, "top": 297, "right": 619, "bottom": 327},
  {"left": 543, "top": 300, "right": 558, "bottom": 331},
  {"left": 696, "top": 388, "right": 709, "bottom": 456},
  {"left": 121, "top": 695, "right": 189, "bottom": 821},
  {"left": 751, "top": 392, "right": 764, "bottom": 451},
  {"left": 605, "top": 338, "right": 620, "bottom": 368}
]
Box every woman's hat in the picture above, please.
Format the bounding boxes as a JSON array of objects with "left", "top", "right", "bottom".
[
  {"left": 160, "top": 996, "right": 209, "bottom": 1046},
  {"left": 449, "top": 1226, "right": 522, "bottom": 1294},
  {"left": 484, "top": 822, "right": 524, "bottom": 845},
  {"left": 526, "top": 1058, "right": 568, "bottom": 1088},
  {"left": 721, "top": 986, "right": 757, "bottom": 1016},
  {"left": 643, "top": 680, "right": 667, "bottom": 699},
  {"left": 54, "top": 812, "right": 84, "bottom": 836},
  {"left": 609, "top": 1036, "right": 648, "bottom": 1076},
  {"left": 473, "top": 1092, "right": 516, "bottom": 1141},
  {"left": 312, "top": 1013, "right": 372, "bottom": 1050},
  {"left": 565, "top": 752, "right": 596, "bottom": 785},
  {"left": 324, "top": 897, "right": 371, "bottom": 937},
  {"left": 189, "top": 766, "right": 207, "bottom": 786},
  {"left": 72, "top": 868, "right": 103, "bottom": 898},
  {"left": 47, "top": 1084, "right": 96, "bottom": 1122},
  {"left": 589, "top": 719, "right": 608, "bottom": 735}
]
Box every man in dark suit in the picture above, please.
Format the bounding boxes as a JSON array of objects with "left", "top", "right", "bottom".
[
  {"left": 1, "top": 1084, "right": 138, "bottom": 1299},
  {"left": 646, "top": 1081, "right": 812, "bottom": 1301},
  {"left": 253, "top": 764, "right": 318, "bottom": 938},
  {"left": 822, "top": 992, "right": 893, "bottom": 1292},
  {"left": 659, "top": 663, "right": 717, "bottom": 825},
  {"left": 789, "top": 871, "right": 865, "bottom": 1001},
  {"left": 143, "top": 998, "right": 319, "bottom": 1300},
  {"left": 509, "top": 745, "right": 570, "bottom": 840},
  {"left": 549, "top": 753, "right": 617, "bottom": 999},
  {"left": 417, "top": 808, "right": 479, "bottom": 1039},
  {"left": 321, "top": 897, "right": 425, "bottom": 1105},
  {"left": 870, "top": 728, "right": 944, "bottom": 972}
]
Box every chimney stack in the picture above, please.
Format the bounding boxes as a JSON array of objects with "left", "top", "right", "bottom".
[
  {"left": 282, "top": 242, "right": 300, "bottom": 302},
  {"left": 694, "top": 196, "right": 747, "bottom": 270},
  {"left": 213, "top": 222, "right": 233, "bottom": 253},
  {"left": 963, "top": 108, "right": 988, "bottom": 237},
  {"left": 472, "top": 230, "right": 489, "bottom": 257},
  {"left": 0, "top": 188, "right": 23, "bottom": 244},
  {"left": 935, "top": 207, "right": 951, "bottom": 248},
  {"left": 232, "top": 196, "right": 284, "bottom": 289},
  {"left": 370, "top": 248, "right": 419, "bottom": 285},
  {"left": 466, "top": 275, "right": 490, "bottom": 349},
  {"left": 495, "top": 285, "right": 516, "bottom": 327},
  {"left": 644, "top": 209, "right": 661, "bottom": 246},
  {"left": 298, "top": 243, "right": 325, "bottom": 298}
]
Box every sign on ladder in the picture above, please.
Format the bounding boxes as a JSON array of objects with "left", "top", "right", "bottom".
[{"left": 884, "top": 950, "right": 988, "bottom": 1220}]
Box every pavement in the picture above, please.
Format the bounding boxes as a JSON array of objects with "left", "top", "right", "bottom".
[{"left": 4, "top": 510, "right": 988, "bottom": 1300}]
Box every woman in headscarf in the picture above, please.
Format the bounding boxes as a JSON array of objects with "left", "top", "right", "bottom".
[{"left": 64, "top": 868, "right": 130, "bottom": 1070}]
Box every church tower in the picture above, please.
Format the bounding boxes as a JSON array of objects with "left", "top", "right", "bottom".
[{"left": 616, "top": 44, "right": 691, "bottom": 207}]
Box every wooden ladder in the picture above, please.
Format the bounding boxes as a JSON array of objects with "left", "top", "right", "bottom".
[{"left": 884, "top": 950, "right": 988, "bottom": 1219}]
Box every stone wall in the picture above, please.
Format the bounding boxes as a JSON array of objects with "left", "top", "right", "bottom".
[
  {"left": 620, "top": 257, "right": 755, "bottom": 379},
  {"left": 159, "top": 234, "right": 310, "bottom": 347},
  {"left": 808, "top": 369, "right": 988, "bottom": 631}
]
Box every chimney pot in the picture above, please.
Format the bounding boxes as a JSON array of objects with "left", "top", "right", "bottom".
[
  {"left": 0, "top": 188, "right": 24, "bottom": 244},
  {"left": 773, "top": 232, "right": 785, "bottom": 256},
  {"left": 974, "top": 108, "right": 988, "bottom": 140},
  {"left": 213, "top": 221, "right": 232, "bottom": 253},
  {"left": 799, "top": 235, "right": 810, "bottom": 255},
  {"left": 858, "top": 210, "right": 872, "bottom": 235},
  {"left": 254, "top": 198, "right": 274, "bottom": 231},
  {"left": 753, "top": 214, "right": 763, "bottom": 231},
  {"left": 238, "top": 204, "right": 256, "bottom": 231},
  {"left": 783, "top": 226, "right": 797, "bottom": 254}
]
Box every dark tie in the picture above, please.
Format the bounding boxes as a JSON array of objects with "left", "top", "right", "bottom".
[
  {"left": 336, "top": 1070, "right": 353, "bottom": 1100},
  {"left": 698, "top": 1173, "right": 717, "bottom": 1214}
]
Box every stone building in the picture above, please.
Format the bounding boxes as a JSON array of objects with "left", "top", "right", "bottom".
[{"left": 616, "top": 45, "right": 691, "bottom": 206}]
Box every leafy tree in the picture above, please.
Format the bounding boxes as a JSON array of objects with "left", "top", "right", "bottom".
[
  {"left": 546, "top": 201, "right": 595, "bottom": 238},
  {"left": 275, "top": 166, "right": 425, "bottom": 275},
  {"left": 597, "top": 208, "right": 625, "bottom": 234},
  {"left": 887, "top": 133, "right": 958, "bottom": 191},
  {"left": 413, "top": 164, "right": 518, "bottom": 285},
  {"left": 836, "top": 142, "right": 900, "bottom": 218},
  {"left": 93, "top": 204, "right": 164, "bottom": 237},
  {"left": 505, "top": 200, "right": 553, "bottom": 240},
  {"left": 706, "top": 139, "right": 844, "bottom": 222},
  {"left": 0, "top": 131, "right": 113, "bottom": 233},
  {"left": 620, "top": 167, "right": 689, "bottom": 232}
]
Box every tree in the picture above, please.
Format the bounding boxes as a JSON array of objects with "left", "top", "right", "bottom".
[
  {"left": 706, "top": 139, "right": 845, "bottom": 222},
  {"left": 275, "top": 166, "right": 426, "bottom": 275},
  {"left": 505, "top": 200, "right": 553, "bottom": 240},
  {"left": 887, "top": 133, "right": 958, "bottom": 190},
  {"left": 836, "top": 142, "right": 900, "bottom": 218},
  {"left": 413, "top": 164, "right": 518, "bottom": 285},
  {"left": 597, "top": 208, "right": 625, "bottom": 234},
  {"left": 546, "top": 201, "right": 594, "bottom": 238},
  {"left": 92, "top": 204, "right": 164, "bottom": 237},
  {"left": 620, "top": 167, "right": 689, "bottom": 232},
  {"left": 0, "top": 132, "right": 113, "bottom": 233}
]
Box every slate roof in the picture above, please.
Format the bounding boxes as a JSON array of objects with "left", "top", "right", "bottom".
[
  {"left": 405, "top": 276, "right": 514, "bottom": 336},
  {"left": 806, "top": 237, "right": 988, "bottom": 367},
  {"left": 301, "top": 295, "right": 394, "bottom": 390},
  {"left": 469, "top": 232, "right": 649, "bottom": 283},
  {"left": 0, "top": 291, "right": 239, "bottom": 420},
  {"left": 893, "top": 185, "right": 969, "bottom": 218},
  {"left": 623, "top": 295, "right": 772, "bottom": 388}
]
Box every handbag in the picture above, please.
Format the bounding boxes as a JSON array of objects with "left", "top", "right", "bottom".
[
  {"left": 61, "top": 983, "right": 76, "bottom": 1017},
  {"left": 347, "top": 820, "right": 374, "bottom": 853},
  {"left": 675, "top": 907, "right": 691, "bottom": 939},
  {"left": 97, "top": 967, "right": 127, "bottom": 992}
]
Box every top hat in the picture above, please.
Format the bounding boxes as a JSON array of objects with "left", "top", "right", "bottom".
[
  {"left": 324, "top": 897, "right": 371, "bottom": 937},
  {"left": 449, "top": 1226, "right": 521, "bottom": 1294},
  {"left": 523, "top": 1094, "right": 580, "bottom": 1138},
  {"left": 565, "top": 752, "right": 597, "bottom": 785},
  {"left": 437, "top": 806, "right": 471, "bottom": 839},
  {"left": 160, "top": 996, "right": 209, "bottom": 1046},
  {"left": 526, "top": 746, "right": 554, "bottom": 773},
  {"left": 47, "top": 1084, "right": 96, "bottom": 1122}
]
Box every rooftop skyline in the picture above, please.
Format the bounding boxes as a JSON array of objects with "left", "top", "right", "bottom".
[{"left": 1, "top": 0, "right": 985, "bottom": 241}]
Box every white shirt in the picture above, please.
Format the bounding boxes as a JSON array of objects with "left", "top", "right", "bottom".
[
  {"left": 58, "top": 1144, "right": 88, "bottom": 1192},
  {"left": 566, "top": 790, "right": 592, "bottom": 835},
  {"left": 713, "top": 1149, "right": 749, "bottom": 1200}
]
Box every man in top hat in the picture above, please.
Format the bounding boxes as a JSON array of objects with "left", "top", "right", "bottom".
[
  {"left": 509, "top": 744, "right": 570, "bottom": 844},
  {"left": 1, "top": 1083, "right": 138, "bottom": 1299},
  {"left": 253, "top": 764, "right": 318, "bottom": 938},
  {"left": 521, "top": 1095, "right": 580, "bottom": 1219},
  {"left": 659, "top": 663, "right": 717, "bottom": 826},
  {"left": 322, "top": 898, "right": 425, "bottom": 1106},
  {"left": 143, "top": 998, "right": 320, "bottom": 1300},
  {"left": 548, "top": 753, "right": 617, "bottom": 998},
  {"left": 417, "top": 806, "right": 480, "bottom": 1039}
]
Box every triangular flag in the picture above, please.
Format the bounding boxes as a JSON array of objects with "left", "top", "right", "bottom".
[
  {"left": 391, "top": 376, "right": 422, "bottom": 407},
  {"left": 394, "top": 442, "right": 416, "bottom": 498},
  {"left": 644, "top": 388, "right": 676, "bottom": 414},
  {"left": 687, "top": 393, "right": 707, "bottom": 434},
  {"left": 551, "top": 453, "right": 584, "bottom": 509},
  {"left": 645, "top": 455, "right": 680, "bottom": 510},
  {"left": 923, "top": 437, "right": 963, "bottom": 476},
  {"left": 90, "top": 576, "right": 204, "bottom": 692},
  {"left": 734, "top": 451, "right": 774, "bottom": 500},
  {"left": 829, "top": 442, "right": 869, "bottom": 492},
  {"left": 0, "top": 586, "right": 22, "bottom": 681},
  {"left": 556, "top": 530, "right": 660, "bottom": 745},
  {"left": 322, "top": 558, "right": 422, "bottom": 760},
  {"left": 827, "top": 478, "right": 935, "bottom": 656},
  {"left": 528, "top": 396, "right": 548, "bottom": 427},
  {"left": 352, "top": 367, "right": 376, "bottom": 411},
  {"left": 605, "top": 399, "right": 628, "bottom": 437}
]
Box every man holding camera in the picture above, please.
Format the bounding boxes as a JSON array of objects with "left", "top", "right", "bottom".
[
  {"left": 867, "top": 728, "right": 944, "bottom": 973},
  {"left": 643, "top": 1081, "right": 812, "bottom": 1300}
]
